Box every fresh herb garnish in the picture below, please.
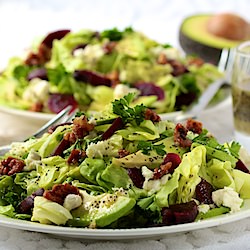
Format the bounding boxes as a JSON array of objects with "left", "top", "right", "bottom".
[
  {"left": 137, "top": 141, "right": 166, "bottom": 156},
  {"left": 112, "top": 93, "right": 146, "bottom": 125}
]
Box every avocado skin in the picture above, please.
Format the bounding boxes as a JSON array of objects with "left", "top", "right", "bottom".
[{"left": 179, "top": 31, "right": 222, "bottom": 65}]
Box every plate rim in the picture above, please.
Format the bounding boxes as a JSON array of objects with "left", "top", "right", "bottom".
[
  {"left": 0, "top": 199, "right": 249, "bottom": 240},
  {"left": 0, "top": 142, "right": 249, "bottom": 240},
  {"left": 0, "top": 95, "right": 231, "bottom": 122}
]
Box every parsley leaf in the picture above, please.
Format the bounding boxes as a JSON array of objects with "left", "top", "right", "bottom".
[
  {"left": 137, "top": 141, "right": 166, "bottom": 156},
  {"left": 112, "top": 93, "right": 146, "bottom": 125}
]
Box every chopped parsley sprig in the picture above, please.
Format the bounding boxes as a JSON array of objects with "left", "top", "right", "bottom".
[
  {"left": 137, "top": 141, "right": 166, "bottom": 156},
  {"left": 112, "top": 93, "right": 146, "bottom": 125}
]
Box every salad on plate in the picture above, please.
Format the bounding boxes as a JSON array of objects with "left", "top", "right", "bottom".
[
  {"left": 0, "top": 27, "right": 223, "bottom": 115},
  {"left": 0, "top": 93, "right": 249, "bottom": 229}
]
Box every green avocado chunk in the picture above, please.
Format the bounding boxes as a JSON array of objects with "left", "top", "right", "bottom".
[
  {"left": 69, "top": 191, "right": 136, "bottom": 228},
  {"left": 113, "top": 136, "right": 188, "bottom": 169}
]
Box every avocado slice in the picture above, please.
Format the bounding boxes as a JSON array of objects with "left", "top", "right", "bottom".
[
  {"left": 69, "top": 190, "right": 136, "bottom": 227},
  {"left": 179, "top": 14, "right": 248, "bottom": 64},
  {"left": 113, "top": 136, "right": 188, "bottom": 169}
]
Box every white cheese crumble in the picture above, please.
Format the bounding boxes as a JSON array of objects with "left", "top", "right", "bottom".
[
  {"left": 141, "top": 166, "right": 170, "bottom": 195},
  {"left": 73, "top": 44, "right": 104, "bottom": 64},
  {"left": 113, "top": 84, "right": 139, "bottom": 99},
  {"left": 212, "top": 187, "right": 243, "bottom": 213},
  {"left": 198, "top": 204, "right": 210, "bottom": 214},
  {"left": 24, "top": 149, "right": 41, "bottom": 171},
  {"left": 63, "top": 194, "right": 82, "bottom": 211},
  {"left": 23, "top": 79, "right": 49, "bottom": 103}
]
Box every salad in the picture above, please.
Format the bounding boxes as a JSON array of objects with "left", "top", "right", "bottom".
[
  {"left": 0, "top": 27, "right": 223, "bottom": 115},
  {"left": 0, "top": 93, "right": 249, "bottom": 229}
]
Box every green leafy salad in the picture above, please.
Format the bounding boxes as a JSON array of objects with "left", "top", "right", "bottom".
[
  {"left": 0, "top": 93, "right": 249, "bottom": 229},
  {"left": 0, "top": 27, "right": 223, "bottom": 115}
]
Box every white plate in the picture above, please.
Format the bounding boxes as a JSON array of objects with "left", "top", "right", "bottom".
[
  {"left": 0, "top": 93, "right": 231, "bottom": 123},
  {"left": 0, "top": 199, "right": 249, "bottom": 240},
  {"left": 0, "top": 125, "right": 249, "bottom": 241}
]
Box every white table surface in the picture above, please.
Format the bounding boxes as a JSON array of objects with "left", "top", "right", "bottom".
[{"left": 0, "top": 0, "right": 249, "bottom": 249}]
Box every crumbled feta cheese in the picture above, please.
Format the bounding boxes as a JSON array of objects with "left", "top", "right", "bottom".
[
  {"left": 23, "top": 79, "right": 49, "bottom": 103},
  {"left": 63, "top": 194, "right": 82, "bottom": 211},
  {"left": 212, "top": 187, "right": 243, "bottom": 213},
  {"left": 73, "top": 44, "right": 104, "bottom": 64},
  {"left": 24, "top": 149, "right": 41, "bottom": 171},
  {"left": 113, "top": 84, "right": 139, "bottom": 99},
  {"left": 198, "top": 204, "right": 210, "bottom": 214},
  {"left": 86, "top": 134, "right": 122, "bottom": 158},
  {"left": 141, "top": 166, "right": 170, "bottom": 195}
]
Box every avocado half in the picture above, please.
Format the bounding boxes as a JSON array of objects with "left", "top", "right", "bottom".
[{"left": 179, "top": 14, "right": 244, "bottom": 65}]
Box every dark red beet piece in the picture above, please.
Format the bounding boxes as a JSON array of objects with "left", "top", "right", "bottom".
[
  {"left": 47, "top": 93, "right": 78, "bottom": 114},
  {"left": 195, "top": 178, "right": 214, "bottom": 204},
  {"left": 175, "top": 92, "right": 197, "bottom": 109},
  {"left": 41, "top": 29, "right": 71, "bottom": 48},
  {"left": 134, "top": 82, "right": 165, "bottom": 100},
  {"left": 163, "top": 153, "right": 181, "bottom": 174},
  {"left": 102, "top": 117, "right": 124, "bottom": 140},
  {"left": 161, "top": 200, "right": 198, "bottom": 225},
  {"left": 127, "top": 168, "right": 145, "bottom": 188},
  {"left": 73, "top": 70, "right": 112, "bottom": 86},
  {"left": 235, "top": 159, "right": 250, "bottom": 174},
  {"left": 18, "top": 188, "right": 45, "bottom": 214},
  {"left": 27, "top": 68, "right": 48, "bottom": 81},
  {"left": 52, "top": 139, "right": 71, "bottom": 156}
]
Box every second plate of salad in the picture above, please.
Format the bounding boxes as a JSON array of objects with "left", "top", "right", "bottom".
[{"left": 0, "top": 27, "right": 225, "bottom": 119}]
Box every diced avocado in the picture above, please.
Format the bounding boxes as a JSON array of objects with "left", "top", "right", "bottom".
[
  {"left": 69, "top": 190, "right": 136, "bottom": 228},
  {"left": 113, "top": 150, "right": 163, "bottom": 169},
  {"left": 192, "top": 142, "right": 237, "bottom": 167},
  {"left": 155, "top": 136, "right": 188, "bottom": 155},
  {"left": 113, "top": 136, "right": 187, "bottom": 169}
]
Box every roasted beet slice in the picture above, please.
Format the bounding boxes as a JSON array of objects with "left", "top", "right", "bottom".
[
  {"left": 52, "top": 139, "right": 71, "bottom": 156},
  {"left": 41, "top": 29, "right": 71, "bottom": 48},
  {"left": 47, "top": 93, "right": 78, "bottom": 114},
  {"left": 73, "top": 70, "right": 112, "bottom": 86},
  {"left": 175, "top": 92, "right": 197, "bottom": 109},
  {"left": 162, "top": 153, "right": 181, "bottom": 174},
  {"left": 18, "top": 188, "right": 45, "bottom": 214},
  {"left": 127, "top": 168, "right": 145, "bottom": 188},
  {"left": 27, "top": 68, "right": 48, "bottom": 81},
  {"left": 195, "top": 178, "right": 214, "bottom": 204},
  {"left": 101, "top": 117, "right": 124, "bottom": 140},
  {"left": 161, "top": 200, "right": 198, "bottom": 225},
  {"left": 235, "top": 159, "right": 250, "bottom": 174},
  {"left": 134, "top": 82, "right": 165, "bottom": 100}
]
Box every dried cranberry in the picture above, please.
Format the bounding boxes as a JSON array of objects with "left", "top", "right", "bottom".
[
  {"left": 195, "top": 178, "right": 214, "bottom": 204},
  {"left": 127, "top": 168, "right": 145, "bottom": 188},
  {"left": 162, "top": 153, "right": 181, "bottom": 174},
  {"left": 47, "top": 93, "right": 78, "bottom": 114},
  {"left": 134, "top": 82, "right": 165, "bottom": 100},
  {"left": 162, "top": 200, "right": 198, "bottom": 225}
]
